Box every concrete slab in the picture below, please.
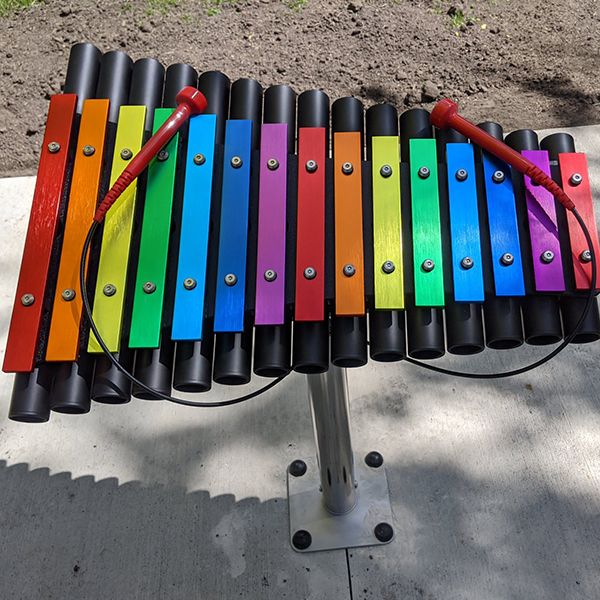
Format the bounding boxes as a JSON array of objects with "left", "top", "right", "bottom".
[{"left": 1, "top": 126, "right": 599, "bottom": 599}]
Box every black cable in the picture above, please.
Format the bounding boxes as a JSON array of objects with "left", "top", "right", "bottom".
[
  {"left": 80, "top": 221, "right": 287, "bottom": 408},
  {"left": 404, "top": 208, "right": 597, "bottom": 379},
  {"left": 81, "top": 207, "right": 596, "bottom": 399}
]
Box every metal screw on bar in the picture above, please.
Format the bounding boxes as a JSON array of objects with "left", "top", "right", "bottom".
[
  {"left": 143, "top": 281, "right": 156, "bottom": 294},
  {"left": 304, "top": 266, "right": 317, "bottom": 280},
  {"left": 343, "top": 264, "right": 356, "bottom": 277},
  {"left": 422, "top": 259, "right": 435, "bottom": 272},
  {"left": 418, "top": 166, "right": 430, "bottom": 179},
  {"left": 82, "top": 145, "right": 95, "bottom": 157},
  {"left": 382, "top": 260, "right": 395, "bottom": 274},
  {"left": 342, "top": 162, "right": 354, "bottom": 175},
  {"left": 157, "top": 150, "right": 169, "bottom": 162},
  {"left": 380, "top": 164, "right": 392, "bottom": 178},
  {"left": 47, "top": 141, "right": 61, "bottom": 154},
  {"left": 231, "top": 156, "right": 243, "bottom": 169},
  {"left": 500, "top": 252, "right": 514, "bottom": 266},
  {"left": 120, "top": 148, "right": 133, "bottom": 161},
  {"left": 455, "top": 168, "right": 468, "bottom": 182},
  {"left": 492, "top": 170, "right": 505, "bottom": 184},
  {"left": 541, "top": 250, "right": 555, "bottom": 264},
  {"left": 103, "top": 283, "right": 117, "bottom": 297},
  {"left": 570, "top": 173, "right": 583, "bottom": 186},
  {"left": 460, "top": 256, "right": 474, "bottom": 270},
  {"left": 580, "top": 249, "right": 592, "bottom": 263},
  {"left": 267, "top": 158, "right": 279, "bottom": 171},
  {"left": 183, "top": 277, "right": 196, "bottom": 290},
  {"left": 224, "top": 273, "right": 237, "bottom": 286},
  {"left": 20, "top": 293, "right": 34, "bottom": 306},
  {"left": 61, "top": 288, "right": 76, "bottom": 302},
  {"left": 264, "top": 269, "right": 277, "bottom": 282},
  {"left": 193, "top": 153, "right": 205, "bottom": 166},
  {"left": 306, "top": 159, "right": 318, "bottom": 173}
]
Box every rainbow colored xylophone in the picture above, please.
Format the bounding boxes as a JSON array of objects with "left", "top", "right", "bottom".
[{"left": 3, "top": 42, "right": 600, "bottom": 422}]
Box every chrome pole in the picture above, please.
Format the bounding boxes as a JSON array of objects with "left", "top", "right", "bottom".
[{"left": 306, "top": 365, "right": 357, "bottom": 515}]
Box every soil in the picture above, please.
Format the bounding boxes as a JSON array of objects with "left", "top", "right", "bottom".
[{"left": 0, "top": 0, "right": 599, "bottom": 176}]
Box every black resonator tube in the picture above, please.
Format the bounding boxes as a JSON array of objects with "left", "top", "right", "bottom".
[
  {"left": 330, "top": 96, "right": 368, "bottom": 367},
  {"left": 476, "top": 121, "right": 524, "bottom": 349},
  {"left": 292, "top": 89, "right": 331, "bottom": 374},
  {"left": 213, "top": 78, "right": 263, "bottom": 385},
  {"left": 10, "top": 43, "right": 104, "bottom": 422},
  {"left": 436, "top": 127, "right": 485, "bottom": 355},
  {"left": 173, "top": 71, "right": 230, "bottom": 392},
  {"left": 365, "top": 103, "right": 407, "bottom": 362},
  {"left": 540, "top": 132, "right": 600, "bottom": 343},
  {"left": 505, "top": 129, "right": 563, "bottom": 345},
  {"left": 400, "top": 108, "right": 445, "bottom": 359},
  {"left": 91, "top": 55, "right": 163, "bottom": 404},
  {"left": 132, "top": 62, "right": 198, "bottom": 400},
  {"left": 253, "top": 85, "right": 296, "bottom": 377}
]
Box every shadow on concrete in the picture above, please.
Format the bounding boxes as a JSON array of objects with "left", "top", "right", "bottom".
[{"left": 0, "top": 460, "right": 349, "bottom": 600}]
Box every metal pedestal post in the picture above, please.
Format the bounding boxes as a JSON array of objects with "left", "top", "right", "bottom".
[{"left": 287, "top": 365, "right": 394, "bottom": 552}]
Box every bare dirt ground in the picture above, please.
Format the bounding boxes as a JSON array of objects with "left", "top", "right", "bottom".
[{"left": 0, "top": 0, "right": 599, "bottom": 176}]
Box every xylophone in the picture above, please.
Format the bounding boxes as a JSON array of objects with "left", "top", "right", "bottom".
[{"left": 4, "top": 42, "right": 600, "bottom": 423}]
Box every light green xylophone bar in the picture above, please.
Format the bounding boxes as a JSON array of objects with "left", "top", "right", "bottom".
[{"left": 88, "top": 105, "right": 146, "bottom": 353}]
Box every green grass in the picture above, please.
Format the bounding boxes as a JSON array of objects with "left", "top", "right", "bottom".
[
  {"left": 0, "top": 0, "right": 39, "bottom": 17},
  {"left": 449, "top": 8, "right": 476, "bottom": 28},
  {"left": 286, "top": 0, "right": 307, "bottom": 10},
  {"left": 146, "top": 0, "right": 178, "bottom": 14}
]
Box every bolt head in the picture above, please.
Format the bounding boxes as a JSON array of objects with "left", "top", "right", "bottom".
[
  {"left": 382, "top": 260, "right": 395, "bottom": 274},
  {"left": 267, "top": 158, "right": 279, "bottom": 171},
  {"left": 374, "top": 522, "right": 394, "bottom": 543},
  {"left": 120, "top": 148, "right": 133, "bottom": 161},
  {"left": 418, "top": 166, "right": 430, "bottom": 179},
  {"left": 20, "top": 293, "right": 35, "bottom": 306},
  {"left": 460, "top": 257, "right": 474, "bottom": 270},
  {"left": 342, "top": 161, "right": 354, "bottom": 175},
  {"left": 570, "top": 173, "right": 583, "bottom": 186},
  {"left": 343, "top": 264, "right": 356, "bottom": 277},
  {"left": 61, "top": 288, "right": 76, "bottom": 302},
  {"left": 288, "top": 459, "right": 307, "bottom": 477},
  {"left": 455, "top": 168, "right": 468, "bottom": 182},
  {"left": 500, "top": 252, "right": 514, "bottom": 266},
  {"left": 183, "top": 277, "right": 197, "bottom": 290},
  {"left": 224, "top": 273, "right": 237, "bottom": 286},
  {"left": 82, "top": 145, "right": 95, "bottom": 157},
  {"left": 103, "top": 283, "right": 117, "bottom": 297},
  {"left": 264, "top": 269, "right": 277, "bottom": 282},
  {"left": 292, "top": 530, "right": 312, "bottom": 550},
  {"left": 421, "top": 259, "right": 435, "bottom": 272},
  {"left": 580, "top": 249, "right": 592, "bottom": 263},
  {"left": 47, "top": 141, "right": 60, "bottom": 154},
  {"left": 230, "top": 155, "right": 243, "bottom": 169},
  {"left": 541, "top": 250, "right": 555, "bottom": 264},
  {"left": 365, "top": 451, "right": 384, "bottom": 468},
  {"left": 193, "top": 153, "right": 206, "bottom": 166},
  {"left": 143, "top": 281, "right": 156, "bottom": 294},
  {"left": 492, "top": 170, "right": 505, "bottom": 184},
  {"left": 157, "top": 149, "right": 169, "bottom": 162},
  {"left": 380, "top": 164, "right": 392, "bottom": 178},
  {"left": 303, "top": 266, "right": 317, "bottom": 280},
  {"left": 305, "top": 159, "right": 318, "bottom": 173}
]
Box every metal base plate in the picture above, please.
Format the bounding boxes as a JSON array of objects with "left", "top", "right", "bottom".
[{"left": 287, "top": 453, "right": 394, "bottom": 553}]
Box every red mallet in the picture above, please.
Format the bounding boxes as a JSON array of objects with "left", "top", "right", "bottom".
[
  {"left": 431, "top": 98, "right": 575, "bottom": 211},
  {"left": 94, "top": 86, "right": 207, "bottom": 222}
]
